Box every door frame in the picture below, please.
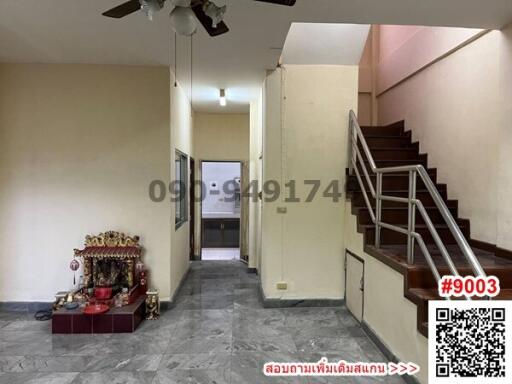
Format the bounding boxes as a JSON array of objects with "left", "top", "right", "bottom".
[
  {"left": 189, "top": 157, "right": 196, "bottom": 260},
  {"left": 198, "top": 160, "right": 244, "bottom": 260},
  {"left": 344, "top": 249, "right": 365, "bottom": 322}
]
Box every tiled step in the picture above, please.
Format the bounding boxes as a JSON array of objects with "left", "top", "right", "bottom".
[
  {"left": 362, "top": 221, "right": 471, "bottom": 245},
  {"left": 355, "top": 206, "right": 459, "bottom": 226},
  {"left": 361, "top": 122, "right": 404, "bottom": 136},
  {"left": 364, "top": 133, "right": 412, "bottom": 148},
  {"left": 347, "top": 170, "right": 438, "bottom": 191},
  {"left": 349, "top": 190, "right": 456, "bottom": 209},
  {"left": 350, "top": 120, "right": 512, "bottom": 338},
  {"left": 363, "top": 155, "right": 429, "bottom": 168},
  {"left": 366, "top": 147, "right": 421, "bottom": 161}
]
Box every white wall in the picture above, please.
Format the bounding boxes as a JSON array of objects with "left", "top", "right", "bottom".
[
  {"left": 498, "top": 25, "right": 512, "bottom": 250},
  {"left": 0, "top": 64, "right": 172, "bottom": 301},
  {"left": 202, "top": 162, "right": 241, "bottom": 215},
  {"left": 170, "top": 73, "right": 193, "bottom": 297},
  {"left": 261, "top": 65, "right": 358, "bottom": 299}
]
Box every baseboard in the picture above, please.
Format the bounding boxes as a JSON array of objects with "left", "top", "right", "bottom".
[
  {"left": 361, "top": 321, "right": 421, "bottom": 384},
  {"left": 0, "top": 302, "right": 52, "bottom": 313},
  {"left": 1, "top": 266, "right": 192, "bottom": 314},
  {"left": 258, "top": 282, "right": 344, "bottom": 308},
  {"left": 469, "top": 239, "right": 512, "bottom": 261},
  {"left": 161, "top": 264, "right": 191, "bottom": 311}
]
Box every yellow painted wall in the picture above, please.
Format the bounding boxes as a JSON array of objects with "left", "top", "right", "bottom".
[
  {"left": 170, "top": 74, "right": 194, "bottom": 298},
  {"left": 193, "top": 113, "right": 249, "bottom": 162},
  {"left": 0, "top": 64, "right": 172, "bottom": 301},
  {"left": 261, "top": 65, "right": 358, "bottom": 300}
]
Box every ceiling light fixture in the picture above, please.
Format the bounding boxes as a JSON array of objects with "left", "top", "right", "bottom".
[
  {"left": 203, "top": 1, "right": 227, "bottom": 28},
  {"left": 219, "top": 89, "right": 226, "bottom": 106},
  {"left": 170, "top": 6, "right": 198, "bottom": 36},
  {"left": 140, "top": 0, "right": 165, "bottom": 21}
]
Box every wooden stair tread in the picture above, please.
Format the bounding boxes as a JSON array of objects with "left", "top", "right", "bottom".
[{"left": 349, "top": 121, "right": 512, "bottom": 338}]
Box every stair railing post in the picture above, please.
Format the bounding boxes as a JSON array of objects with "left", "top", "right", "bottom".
[
  {"left": 375, "top": 172, "right": 382, "bottom": 248},
  {"left": 350, "top": 115, "right": 357, "bottom": 176},
  {"left": 407, "top": 169, "right": 417, "bottom": 264}
]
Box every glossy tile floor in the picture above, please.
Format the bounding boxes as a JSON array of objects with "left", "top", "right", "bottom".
[
  {"left": 201, "top": 248, "right": 240, "bottom": 261},
  {"left": 0, "top": 261, "right": 404, "bottom": 384}
]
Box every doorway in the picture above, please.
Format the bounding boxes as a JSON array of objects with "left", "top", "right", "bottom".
[{"left": 201, "top": 161, "right": 241, "bottom": 261}]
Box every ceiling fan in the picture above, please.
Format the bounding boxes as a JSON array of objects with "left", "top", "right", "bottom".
[{"left": 102, "top": 0, "right": 296, "bottom": 37}]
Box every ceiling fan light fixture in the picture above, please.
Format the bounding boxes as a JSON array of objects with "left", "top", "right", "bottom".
[
  {"left": 170, "top": 6, "right": 198, "bottom": 36},
  {"left": 203, "top": 1, "right": 227, "bottom": 28},
  {"left": 140, "top": 0, "right": 165, "bottom": 21},
  {"left": 219, "top": 89, "right": 226, "bottom": 106}
]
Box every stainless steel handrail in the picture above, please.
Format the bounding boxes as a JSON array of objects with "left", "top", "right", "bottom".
[{"left": 349, "top": 110, "right": 486, "bottom": 285}]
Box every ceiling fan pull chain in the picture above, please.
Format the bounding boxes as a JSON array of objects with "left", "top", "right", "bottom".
[
  {"left": 174, "top": 32, "right": 178, "bottom": 87},
  {"left": 190, "top": 34, "right": 193, "bottom": 110}
]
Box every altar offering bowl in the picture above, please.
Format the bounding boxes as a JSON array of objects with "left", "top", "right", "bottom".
[{"left": 94, "top": 287, "right": 112, "bottom": 300}]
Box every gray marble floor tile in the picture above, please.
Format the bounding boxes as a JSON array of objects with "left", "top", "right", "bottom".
[
  {"left": 159, "top": 353, "right": 231, "bottom": 371},
  {"left": 1, "top": 320, "right": 51, "bottom": 333},
  {"left": 0, "top": 261, "right": 403, "bottom": 384},
  {"left": 49, "top": 335, "right": 111, "bottom": 356},
  {"left": 166, "top": 334, "right": 232, "bottom": 355},
  {"left": 102, "top": 334, "right": 171, "bottom": 355},
  {"left": 293, "top": 336, "right": 369, "bottom": 358},
  {"left": 283, "top": 308, "right": 342, "bottom": 328},
  {"left": 84, "top": 354, "right": 162, "bottom": 372},
  {"left": 0, "top": 372, "right": 79, "bottom": 384},
  {"left": 173, "top": 295, "right": 234, "bottom": 310},
  {"left": 0, "top": 356, "right": 91, "bottom": 373},
  {"left": 152, "top": 368, "right": 230, "bottom": 384},
  {"left": 71, "top": 371, "right": 155, "bottom": 384},
  {"left": 232, "top": 333, "right": 297, "bottom": 354},
  {"left": 0, "top": 337, "right": 53, "bottom": 356}
]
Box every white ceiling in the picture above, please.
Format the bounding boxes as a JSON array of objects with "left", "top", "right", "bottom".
[
  {"left": 1, "top": 0, "right": 511, "bottom": 113},
  {"left": 281, "top": 23, "right": 371, "bottom": 65}
]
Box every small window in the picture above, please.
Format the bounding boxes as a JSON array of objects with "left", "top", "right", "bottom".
[{"left": 175, "top": 150, "right": 188, "bottom": 229}]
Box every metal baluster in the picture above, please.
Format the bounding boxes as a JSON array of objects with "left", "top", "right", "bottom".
[
  {"left": 350, "top": 118, "right": 357, "bottom": 176},
  {"left": 375, "top": 172, "right": 382, "bottom": 248},
  {"left": 407, "top": 170, "right": 417, "bottom": 264}
]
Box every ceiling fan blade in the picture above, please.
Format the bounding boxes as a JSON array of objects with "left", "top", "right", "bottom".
[
  {"left": 103, "top": 0, "right": 141, "bottom": 18},
  {"left": 192, "top": 3, "right": 229, "bottom": 37},
  {"left": 254, "top": 0, "right": 296, "bottom": 5}
]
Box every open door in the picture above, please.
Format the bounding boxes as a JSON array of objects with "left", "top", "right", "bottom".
[{"left": 345, "top": 251, "right": 364, "bottom": 322}]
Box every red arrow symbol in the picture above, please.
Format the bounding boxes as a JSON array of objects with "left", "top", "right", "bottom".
[
  {"left": 399, "top": 363, "right": 408, "bottom": 375},
  {"left": 388, "top": 363, "right": 398, "bottom": 375},
  {"left": 408, "top": 362, "right": 420, "bottom": 375}
]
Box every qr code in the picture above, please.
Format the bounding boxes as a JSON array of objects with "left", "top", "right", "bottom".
[{"left": 429, "top": 301, "right": 512, "bottom": 384}]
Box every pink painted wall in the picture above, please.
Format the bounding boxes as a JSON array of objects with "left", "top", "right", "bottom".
[
  {"left": 377, "top": 26, "right": 484, "bottom": 94},
  {"left": 375, "top": 24, "right": 512, "bottom": 249}
]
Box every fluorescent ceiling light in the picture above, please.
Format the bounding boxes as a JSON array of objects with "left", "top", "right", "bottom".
[{"left": 219, "top": 89, "right": 226, "bottom": 106}]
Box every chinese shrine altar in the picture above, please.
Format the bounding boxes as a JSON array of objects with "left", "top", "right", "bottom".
[{"left": 52, "top": 231, "right": 149, "bottom": 334}]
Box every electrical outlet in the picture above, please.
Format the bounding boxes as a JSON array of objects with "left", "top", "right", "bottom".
[{"left": 276, "top": 282, "right": 288, "bottom": 290}]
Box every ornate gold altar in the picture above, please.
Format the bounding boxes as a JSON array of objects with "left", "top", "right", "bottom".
[{"left": 74, "top": 231, "right": 142, "bottom": 291}]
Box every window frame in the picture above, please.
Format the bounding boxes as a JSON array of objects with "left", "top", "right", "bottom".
[{"left": 175, "top": 149, "right": 188, "bottom": 230}]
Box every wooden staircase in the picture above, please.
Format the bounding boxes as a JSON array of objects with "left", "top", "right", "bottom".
[{"left": 346, "top": 121, "right": 512, "bottom": 337}]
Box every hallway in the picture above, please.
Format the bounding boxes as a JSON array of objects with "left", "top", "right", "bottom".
[{"left": 0, "top": 261, "right": 403, "bottom": 384}]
